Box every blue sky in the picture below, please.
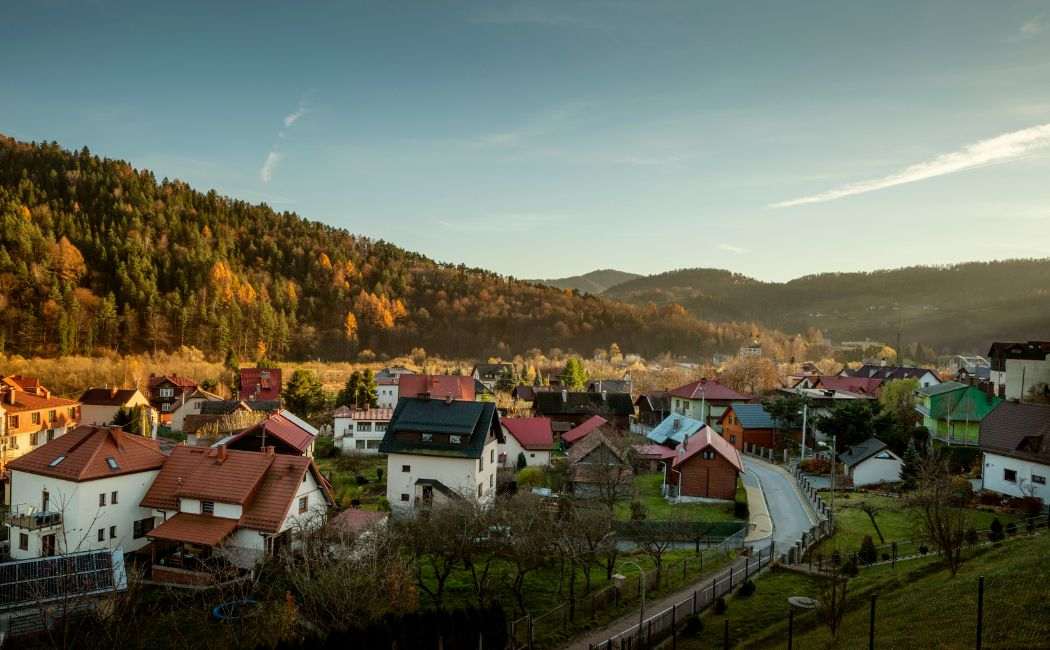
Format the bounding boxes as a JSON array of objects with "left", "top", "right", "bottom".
[{"left": 3, "top": 1, "right": 1050, "bottom": 281}]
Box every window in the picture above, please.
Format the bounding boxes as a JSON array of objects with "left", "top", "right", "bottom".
[
  {"left": 98, "top": 528, "right": 105, "bottom": 542},
  {"left": 30, "top": 432, "right": 39, "bottom": 446},
  {"left": 367, "top": 440, "right": 380, "bottom": 449},
  {"left": 202, "top": 500, "right": 215, "bottom": 515},
  {"left": 491, "top": 449, "right": 495, "bottom": 464},
  {"left": 133, "top": 517, "right": 155, "bottom": 539},
  {"left": 160, "top": 387, "right": 174, "bottom": 397},
  {"left": 69, "top": 407, "right": 76, "bottom": 419},
  {"left": 376, "top": 423, "right": 387, "bottom": 432},
  {"left": 356, "top": 440, "right": 366, "bottom": 449},
  {"left": 48, "top": 409, "right": 56, "bottom": 422},
  {"left": 479, "top": 454, "right": 484, "bottom": 471},
  {"left": 1033, "top": 474, "right": 1047, "bottom": 485},
  {"left": 299, "top": 496, "right": 308, "bottom": 514},
  {"left": 730, "top": 435, "right": 737, "bottom": 444},
  {"left": 19, "top": 533, "right": 29, "bottom": 551},
  {"left": 402, "top": 464, "right": 411, "bottom": 473},
  {"left": 109, "top": 526, "right": 117, "bottom": 539},
  {"left": 357, "top": 422, "right": 373, "bottom": 432},
  {"left": 31, "top": 412, "right": 40, "bottom": 425},
  {"left": 401, "top": 493, "right": 410, "bottom": 502},
  {"left": 702, "top": 450, "right": 715, "bottom": 460},
  {"left": 477, "top": 483, "right": 483, "bottom": 498},
  {"left": 489, "top": 474, "right": 494, "bottom": 488},
  {"left": 421, "top": 433, "right": 433, "bottom": 442},
  {"left": 10, "top": 415, "right": 19, "bottom": 429},
  {"left": 99, "top": 493, "right": 106, "bottom": 507},
  {"left": 450, "top": 435, "right": 462, "bottom": 444},
  {"left": 47, "top": 429, "right": 55, "bottom": 442},
  {"left": 1004, "top": 469, "right": 1017, "bottom": 483},
  {"left": 106, "top": 457, "right": 119, "bottom": 470},
  {"left": 111, "top": 491, "right": 118, "bottom": 504},
  {"left": 49, "top": 455, "right": 65, "bottom": 467}
]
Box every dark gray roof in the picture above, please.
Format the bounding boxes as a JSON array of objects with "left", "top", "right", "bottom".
[
  {"left": 844, "top": 365, "right": 938, "bottom": 381},
  {"left": 586, "top": 379, "right": 632, "bottom": 394},
  {"left": 837, "top": 437, "right": 889, "bottom": 466},
  {"left": 731, "top": 403, "right": 778, "bottom": 429},
  {"left": 534, "top": 391, "right": 634, "bottom": 417},
  {"left": 980, "top": 402, "right": 1050, "bottom": 463},
  {"left": 473, "top": 363, "right": 514, "bottom": 381},
  {"left": 379, "top": 397, "right": 502, "bottom": 459},
  {"left": 635, "top": 392, "right": 671, "bottom": 412}
]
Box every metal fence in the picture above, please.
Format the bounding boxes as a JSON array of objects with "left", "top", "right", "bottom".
[{"left": 589, "top": 542, "right": 775, "bottom": 650}]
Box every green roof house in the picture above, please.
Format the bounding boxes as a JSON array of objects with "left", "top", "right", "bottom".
[{"left": 915, "top": 382, "right": 1001, "bottom": 446}]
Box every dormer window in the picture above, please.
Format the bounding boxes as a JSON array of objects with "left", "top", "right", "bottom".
[
  {"left": 49, "top": 455, "right": 66, "bottom": 467},
  {"left": 106, "top": 457, "right": 119, "bottom": 470},
  {"left": 450, "top": 435, "right": 461, "bottom": 444},
  {"left": 421, "top": 433, "right": 433, "bottom": 443},
  {"left": 202, "top": 501, "right": 215, "bottom": 515}
]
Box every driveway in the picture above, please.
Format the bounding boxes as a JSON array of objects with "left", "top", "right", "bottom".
[{"left": 743, "top": 457, "right": 816, "bottom": 552}]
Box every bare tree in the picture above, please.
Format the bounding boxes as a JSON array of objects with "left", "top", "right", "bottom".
[
  {"left": 908, "top": 451, "right": 971, "bottom": 576},
  {"left": 858, "top": 502, "right": 885, "bottom": 543},
  {"left": 496, "top": 493, "right": 556, "bottom": 613},
  {"left": 394, "top": 506, "right": 465, "bottom": 609},
  {"left": 818, "top": 574, "right": 849, "bottom": 638}
]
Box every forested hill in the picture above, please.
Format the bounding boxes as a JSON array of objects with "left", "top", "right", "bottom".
[
  {"left": 0, "top": 136, "right": 785, "bottom": 362},
  {"left": 603, "top": 262, "right": 1050, "bottom": 352},
  {"left": 529, "top": 269, "right": 643, "bottom": 294}
]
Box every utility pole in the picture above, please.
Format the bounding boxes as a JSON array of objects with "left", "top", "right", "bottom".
[{"left": 829, "top": 434, "right": 837, "bottom": 528}]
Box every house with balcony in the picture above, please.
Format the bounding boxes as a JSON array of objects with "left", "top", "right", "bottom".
[
  {"left": 5, "top": 425, "right": 166, "bottom": 560},
  {"left": 167, "top": 386, "right": 224, "bottom": 432},
  {"left": 140, "top": 444, "right": 332, "bottom": 583},
  {"left": 1, "top": 376, "right": 81, "bottom": 504},
  {"left": 380, "top": 397, "right": 502, "bottom": 514},
  {"left": 532, "top": 390, "right": 634, "bottom": 438},
  {"left": 915, "top": 381, "right": 1001, "bottom": 446},
  {"left": 147, "top": 374, "right": 200, "bottom": 423},
  {"left": 667, "top": 379, "right": 751, "bottom": 432},
  {"left": 333, "top": 406, "right": 393, "bottom": 453}
]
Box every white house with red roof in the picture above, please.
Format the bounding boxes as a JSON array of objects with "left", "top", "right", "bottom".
[
  {"left": 500, "top": 416, "right": 554, "bottom": 468},
  {"left": 6, "top": 425, "right": 167, "bottom": 560},
  {"left": 333, "top": 406, "right": 393, "bottom": 454},
  {"left": 140, "top": 445, "right": 333, "bottom": 579},
  {"left": 667, "top": 379, "right": 751, "bottom": 432}
]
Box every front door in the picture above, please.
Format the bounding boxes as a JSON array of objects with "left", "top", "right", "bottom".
[{"left": 41, "top": 534, "right": 56, "bottom": 557}]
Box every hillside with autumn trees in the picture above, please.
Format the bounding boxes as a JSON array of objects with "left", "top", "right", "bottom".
[{"left": 0, "top": 136, "right": 798, "bottom": 362}]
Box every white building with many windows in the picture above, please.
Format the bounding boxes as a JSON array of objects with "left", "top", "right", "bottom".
[
  {"left": 333, "top": 406, "right": 392, "bottom": 454},
  {"left": 5, "top": 425, "right": 166, "bottom": 560}
]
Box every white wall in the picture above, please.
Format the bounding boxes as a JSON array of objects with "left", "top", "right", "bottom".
[
  {"left": 335, "top": 416, "right": 387, "bottom": 454},
  {"left": 982, "top": 452, "right": 1050, "bottom": 504},
  {"left": 377, "top": 385, "right": 398, "bottom": 409},
  {"left": 387, "top": 438, "right": 499, "bottom": 514},
  {"left": 500, "top": 430, "right": 551, "bottom": 468},
  {"left": 850, "top": 453, "right": 903, "bottom": 487},
  {"left": 1003, "top": 357, "right": 1050, "bottom": 400},
  {"left": 8, "top": 468, "right": 160, "bottom": 559},
  {"left": 177, "top": 497, "right": 243, "bottom": 519},
  {"left": 169, "top": 396, "right": 215, "bottom": 432},
  {"left": 80, "top": 405, "right": 121, "bottom": 426}
]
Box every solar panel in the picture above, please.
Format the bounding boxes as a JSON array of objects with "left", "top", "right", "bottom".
[{"left": 0, "top": 549, "right": 127, "bottom": 612}]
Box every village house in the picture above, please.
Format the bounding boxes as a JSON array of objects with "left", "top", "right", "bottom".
[
  {"left": 182, "top": 399, "right": 280, "bottom": 443},
  {"left": 633, "top": 391, "right": 671, "bottom": 429},
  {"left": 398, "top": 374, "right": 476, "bottom": 401},
  {"left": 667, "top": 379, "right": 751, "bottom": 432},
  {"left": 141, "top": 445, "right": 333, "bottom": 582},
  {"left": 837, "top": 438, "right": 903, "bottom": 487},
  {"left": 979, "top": 402, "right": 1050, "bottom": 504},
  {"left": 499, "top": 416, "right": 554, "bottom": 468},
  {"left": 532, "top": 389, "right": 634, "bottom": 439},
  {"left": 6, "top": 425, "right": 166, "bottom": 560},
  {"left": 719, "top": 403, "right": 789, "bottom": 451},
  {"left": 166, "top": 386, "right": 224, "bottom": 433},
  {"left": 839, "top": 364, "right": 941, "bottom": 389},
  {"left": 791, "top": 375, "right": 884, "bottom": 397},
  {"left": 376, "top": 375, "right": 399, "bottom": 409},
  {"left": 1, "top": 376, "right": 81, "bottom": 503},
  {"left": 471, "top": 363, "right": 515, "bottom": 391},
  {"left": 147, "top": 374, "right": 199, "bottom": 422},
  {"left": 645, "top": 413, "right": 707, "bottom": 449},
  {"left": 915, "top": 381, "right": 1001, "bottom": 446},
  {"left": 78, "top": 387, "right": 153, "bottom": 428},
  {"left": 333, "top": 406, "right": 392, "bottom": 453},
  {"left": 238, "top": 367, "right": 282, "bottom": 401},
  {"left": 665, "top": 427, "right": 743, "bottom": 501},
  {"left": 567, "top": 430, "right": 633, "bottom": 498},
  {"left": 214, "top": 410, "right": 318, "bottom": 457},
  {"left": 561, "top": 414, "right": 609, "bottom": 447},
  {"left": 987, "top": 341, "right": 1050, "bottom": 400},
  {"left": 380, "top": 397, "right": 502, "bottom": 514},
  {"left": 587, "top": 377, "right": 633, "bottom": 394}
]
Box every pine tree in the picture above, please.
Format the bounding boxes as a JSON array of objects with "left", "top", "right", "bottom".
[
  {"left": 900, "top": 439, "right": 921, "bottom": 490},
  {"left": 338, "top": 371, "right": 363, "bottom": 408},
  {"left": 561, "top": 357, "right": 588, "bottom": 391},
  {"left": 358, "top": 368, "right": 379, "bottom": 408}
]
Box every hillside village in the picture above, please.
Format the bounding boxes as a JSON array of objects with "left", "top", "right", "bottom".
[{"left": 3, "top": 339, "right": 1049, "bottom": 648}]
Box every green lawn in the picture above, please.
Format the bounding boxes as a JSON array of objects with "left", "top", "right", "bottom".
[
  {"left": 812, "top": 491, "right": 1019, "bottom": 558},
  {"left": 613, "top": 473, "right": 741, "bottom": 523},
  {"left": 679, "top": 531, "right": 1050, "bottom": 649},
  {"left": 315, "top": 449, "right": 388, "bottom": 510}
]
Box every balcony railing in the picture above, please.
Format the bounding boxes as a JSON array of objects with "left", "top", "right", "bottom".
[{"left": 4, "top": 504, "right": 63, "bottom": 530}]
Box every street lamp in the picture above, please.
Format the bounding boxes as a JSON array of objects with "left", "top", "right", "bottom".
[
  {"left": 615, "top": 560, "right": 647, "bottom": 637},
  {"left": 799, "top": 402, "right": 809, "bottom": 461}
]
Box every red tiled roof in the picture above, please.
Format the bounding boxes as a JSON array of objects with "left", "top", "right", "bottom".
[
  {"left": 502, "top": 417, "right": 555, "bottom": 450},
  {"left": 561, "top": 415, "right": 608, "bottom": 445},
  {"left": 141, "top": 446, "right": 333, "bottom": 534},
  {"left": 7, "top": 425, "right": 165, "bottom": 482},
  {"left": 223, "top": 412, "right": 316, "bottom": 453},
  {"left": 148, "top": 512, "right": 238, "bottom": 546},
  {"left": 669, "top": 379, "right": 750, "bottom": 402},
  {"left": 2, "top": 376, "right": 42, "bottom": 392},
  {"left": 328, "top": 508, "right": 387, "bottom": 535},
  {"left": 671, "top": 428, "right": 743, "bottom": 472},
  {"left": 810, "top": 376, "right": 883, "bottom": 395},
  {"left": 78, "top": 387, "right": 143, "bottom": 406},
  {"left": 0, "top": 390, "right": 79, "bottom": 414},
  {"left": 149, "top": 374, "right": 198, "bottom": 389},
  {"left": 398, "top": 374, "right": 475, "bottom": 401}
]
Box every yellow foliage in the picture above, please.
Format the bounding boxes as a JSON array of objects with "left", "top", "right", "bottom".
[
  {"left": 51, "top": 236, "right": 86, "bottom": 282},
  {"left": 344, "top": 311, "right": 358, "bottom": 341},
  {"left": 209, "top": 261, "right": 236, "bottom": 302},
  {"left": 319, "top": 252, "right": 332, "bottom": 270}
]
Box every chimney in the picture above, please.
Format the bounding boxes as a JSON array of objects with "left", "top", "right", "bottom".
[
  {"left": 561, "top": 389, "right": 568, "bottom": 402},
  {"left": 265, "top": 445, "right": 276, "bottom": 456},
  {"left": 601, "top": 390, "right": 607, "bottom": 401},
  {"left": 5, "top": 389, "right": 15, "bottom": 405},
  {"left": 218, "top": 444, "right": 228, "bottom": 463},
  {"left": 110, "top": 387, "right": 118, "bottom": 399}
]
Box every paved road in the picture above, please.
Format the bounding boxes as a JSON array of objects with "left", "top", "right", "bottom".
[{"left": 743, "top": 457, "right": 816, "bottom": 552}]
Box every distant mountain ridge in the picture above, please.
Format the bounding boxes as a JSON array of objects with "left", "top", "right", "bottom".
[{"left": 530, "top": 269, "right": 643, "bottom": 294}]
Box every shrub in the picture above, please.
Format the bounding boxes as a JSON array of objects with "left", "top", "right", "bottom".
[
  {"left": 1006, "top": 521, "right": 1018, "bottom": 536},
  {"left": 800, "top": 457, "right": 831, "bottom": 474},
  {"left": 965, "top": 528, "right": 979, "bottom": 547},
  {"left": 682, "top": 614, "right": 703, "bottom": 637},
  {"left": 989, "top": 518, "right": 1004, "bottom": 542},
  {"left": 355, "top": 474, "right": 369, "bottom": 485},
  {"left": 350, "top": 498, "right": 361, "bottom": 508},
  {"left": 516, "top": 452, "right": 528, "bottom": 471},
  {"left": 516, "top": 466, "right": 545, "bottom": 489},
  {"left": 630, "top": 500, "right": 648, "bottom": 521},
  {"left": 978, "top": 492, "right": 1003, "bottom": 506},
  {"left": 840, "top": 558, "right": 859, "bottom": 577},
  {"left": 950, "top": 476, "right": 974, "bottom": 504},
  {"left": 713, "top": 597, "right": 728, "bottom": 615},
  {"left": 738, "top": 580, "right": 756, "bottom": 598},
  {"left": 376, "top": 467, "right": 384, "bottom": 482},
  {"left": 881, "top": 553, "right": 890, "bottom": 562},
  {"left": 377, "top": 497, "right": 391, "bottom": 512},
  {"left": 918, "top": 545, "right": 929, "bottom": 556},
  {"left": 734, "top": 499, "right": 749, "bottom": 519},
  {"left": 858, "top": 536, "right": 878, "bottom": 565},
  {"left": 1015, "top": 496, "right": 1043, "bottom": 516},
  {"left": 830, "top": 550, "right": 842, "bottom": 566}
]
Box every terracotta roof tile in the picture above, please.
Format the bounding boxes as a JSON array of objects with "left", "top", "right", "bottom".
[
  {"left": 671, "top": 428, "right": 743, "bottom": 472},
  {"left": 7, "top": 425, "right": 165, "bottom": 482},
  {"left": 561, "top": 415, "right": 609, "bottom": 445},
  {"left": 78, "top": 388, "right": 142, "bottom": 406},
  {"left": 502, "top": 417, "right": 555, "bottom": 450},
  {"left": 221, "top": 412, "right": 316, "bottom": 453},
  {"left": 328, "top": 508, "right": 387, "bottom": 535},
  {"left": 148, "top": 512, "right": 238, "bottom": 546},
  {"left": 398, "top": 374, "right": 475, "bottom": 401}
]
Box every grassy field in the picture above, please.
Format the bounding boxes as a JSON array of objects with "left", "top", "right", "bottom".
[
  {"left": 613, "top": 473, "right": 741, "bottom": 523},
  {"left": 812, "top": 491, "right": 1019, "bottom": 558},
  {"left": 677, "top": 531, "right": 1050, "bottom": 649},
  {"left": 314, "top": 444, "right": 388, "bottom": 510}
]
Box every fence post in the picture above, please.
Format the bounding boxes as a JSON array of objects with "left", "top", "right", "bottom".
[
  {"left": 672, "top": 604, "right": 677, "bottom": 650},
  {"left": 723, "top": 619, "right": 730, "bottom": 649},
  {"left": 869, "top": 594, "right": 876, "bottom": 650},
  {"left": 693, "top": 589, "right": 698, "bottom": 613},
  {"left": 528, "top": 614, "right": 534, "bottom": 650},
  {"left": 976, "top": 576, "right": 985, "bottom": 650},
  {"left": 712, "top": 577, "right": 717, "bottom": 600},
  {"left": 683, "top": 558, "right": 687, "bottom": 580},
  {"left": 788, "top": 607, "right": 794, "bottom": 650}
]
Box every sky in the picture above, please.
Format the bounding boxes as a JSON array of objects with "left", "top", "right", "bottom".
[{"left": 2, "top": 1, "right": 1050, "bottom": 282}]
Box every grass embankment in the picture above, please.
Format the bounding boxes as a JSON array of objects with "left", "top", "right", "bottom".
[
  {"left": 677, "top": 531, "right": 1050, "bottom": 649},
  {"left": 812, "top": 491, "right": 1019, "bottom": 558},
  {"left": 613, "top": 473, "right": 741, "bottom": 523}
]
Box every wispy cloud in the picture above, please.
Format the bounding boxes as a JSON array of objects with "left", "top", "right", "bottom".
[
  {"left": 771, "top": 123, "right": 1050, "bottom": 208},
  {"left": 260, "top": 98, "right": 310, "bottom": 183},
  {"left": 718, "top": 243, "right": 748, "bottom": 254},
  {"left": 1013, "top": 16, "right": 1045, "bottom": 41},
  {"left": 259, "top": 151, "right": 283, "bottom": 183}
]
